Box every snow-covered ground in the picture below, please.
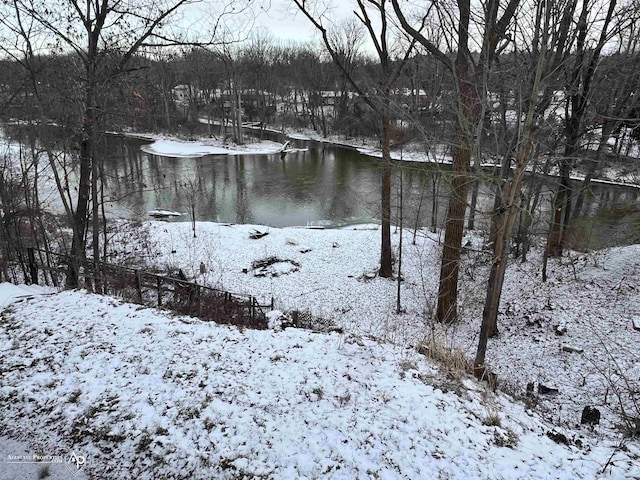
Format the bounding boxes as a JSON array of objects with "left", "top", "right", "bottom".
[
  {"left": 1, "top": 284, "right": 638, "bottom": 479},
  {"left": 0, "top": 220, "right": 616, "bottom": 476},
  {"left": 0, "top": 284, "right": 83, "bottom": 480},
  {"left": 1, "top": 125, "right": 639, "bottom": 478},
  {"left": 128, "top": 221, "right": 640, "bottom": 431}
]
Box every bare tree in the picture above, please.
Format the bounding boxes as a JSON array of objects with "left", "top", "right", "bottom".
[
  {"left": 545, "top": 0, "right": 619, "bottom": 258},
  {"left": 573, "top": 48, "right": 640, "bottom": 220},
  {"left": 393, "top": 0, "right": 520, "bottom": 322},
  {"left": 293, "top": 0, "right": 418, "bottom": 278},
  {"left": 217, "top": 42, "right": 246, "bottom": 144},
  {"left": 330, "top": 19, "right": 366, "bottom": 134},
  {"left": 474, "top": 0, "right": 568, "bottom": 379},
  {"left": 177, "top": 174, "right": 203, "bottom": 238},
  {"left": 1, "top": 0, "right": 200, "bottom": 287},
  {"left": 0, "top": 0, "right": 250, "bottom": 288}
]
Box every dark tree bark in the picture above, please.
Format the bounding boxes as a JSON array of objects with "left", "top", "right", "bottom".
[
  {"left": 436, "top": 70, "right": 475, "bottom": 323},
  {"left": 393, "top": 0, "right": 520, "bottom": 323},
  {"left": 380, "top": 105, "right": 393, "bottom": 277}
]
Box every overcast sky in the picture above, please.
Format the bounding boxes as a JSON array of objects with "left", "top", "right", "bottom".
[
  {"left": 253, "top": 0, "right": 322, "bottom": 43},
  {"left": 255, "top": 0, "right": 359, "bottom": 42},
  {"left": 186, "top": 0, "right": 357, "bottom": 45}
]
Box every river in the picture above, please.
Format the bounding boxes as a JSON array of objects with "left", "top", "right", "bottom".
[{"left": 2, "top": 124, "right": 639, "bottom": 248}]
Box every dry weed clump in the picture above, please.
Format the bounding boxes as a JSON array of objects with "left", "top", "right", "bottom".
[{"left": 417, "top": 337, "right": 473, "bottom": 380}]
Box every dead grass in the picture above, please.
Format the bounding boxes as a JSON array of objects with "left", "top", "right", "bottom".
[
  {"left": 482, "top": 409, "right": 502, "bottom": 427},
  {"left": 417, "top": 336, "right": 473, "bottom": 380}
]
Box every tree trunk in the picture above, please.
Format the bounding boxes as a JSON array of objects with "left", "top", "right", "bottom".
[
  {"left": 397, "top": 170, "right": 403, "bottom": 312},
  {"left": 487, "top": 152, "right": 513, "bottom": 247},
  {"left": 68, "top": 118, "right": 92, "bottom": 288},
  {"left": 546, "top": 162, "right": 571, "bottom": 257},
  {"left": 436, "top": 65, "right": 476, "bottom": 323},
  {"left": 413, "top": 175, "right": 427, "bottom": 244},
  {"left": 430, "top": 171, "right": 439, "bottom": 233},
  {"left": 476, "top": 124, "right": 535, "bottom": 373},
  {"left": 436, "top": 134, "right": 472, "bottom": 323},
  {"left": 574, "top": 124, "right": 613, "bottom": 218},
  {"left": 161, "top": 75, "right": 172, "bottom": 129},
  {"left": 91, "top": 136, "right": 100, "bottom": 293},
  {"left": 191, "top": 203, "right": 196, "bottom": 238},
  {"left": 235, "top": 83, "right": 244, "bottom": 144},
  {"left": 68, "top": 30, "right": 100, "bottom": 288},
  {"left": 379, "top": 106, "right": 393, "bottom": 278},
  {"left": 467, "top": 110, "right": 486, "bottom": 230},
  {"left": 467, "top": 177, "right": 479, "bottom": 230},
  {"left": 476, "top": 20, "right": 547, "bottom": 374}
]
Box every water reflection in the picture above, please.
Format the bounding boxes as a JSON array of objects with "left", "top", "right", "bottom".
[
  {"left": 96, "top": 135, "right": 640, "bottom": 239},
  {"left": 2, "top": 125, "right": 638, "bottom": 245},
  {"left": 100, "top": 137, "right": 397, "bottom": 227}
]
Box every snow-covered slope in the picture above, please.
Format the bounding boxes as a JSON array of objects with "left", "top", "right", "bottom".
[
  {"left": 1, "top": 290, "right": 637, "bottom": 479},
  {"left": 108, "top": 221, "right": 640, "bottom": 438}
]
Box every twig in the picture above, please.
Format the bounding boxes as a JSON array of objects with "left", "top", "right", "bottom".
[{"left": 600, "top": 437, "right": 625, "bottom": 475}]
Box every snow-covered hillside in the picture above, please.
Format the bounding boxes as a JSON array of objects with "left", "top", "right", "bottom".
[
  {"left": 1, "top": 220, "right": 639, "bottom": 478},
  {"left": 119, "top": 221, "right": 639, "bottom": 433},
  {"left": 1, "top": 288, "right": 638, "bottom": 479}
]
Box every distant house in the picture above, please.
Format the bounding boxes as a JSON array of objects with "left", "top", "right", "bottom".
[
  {"left": 211, "top": 89, "right": 276, "bottom": 121},
  {"left": 319, "top": 91, "right": 356, "bottom": 107},
  {"left": 394, "top": 88, "right": 430, "bottom": 111},
  {"left": 172, "top": 84, "right": 212, "bottom": 107},
  {"left": 320, "top": 91, "right": 338, "bottom": 106},
  {"left": 172, "top": 84, "right": 191, "bottom": 105}
]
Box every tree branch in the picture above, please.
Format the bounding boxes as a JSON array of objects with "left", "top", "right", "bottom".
[{"left": 390, "top": 0, "right": 453, "bottom": 72}]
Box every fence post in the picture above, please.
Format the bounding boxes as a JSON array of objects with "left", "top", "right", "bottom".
[
  {"left": 250, "top": 297, "right": 255, "bottom": 323},
  {"left": 135, "top": 270, "right": 143, "bottom": 303}
]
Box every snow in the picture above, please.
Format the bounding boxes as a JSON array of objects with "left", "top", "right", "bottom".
[
  {"left": 0, "top": 282, "right": 53, "bottom": 308},
  {"left": 140, "top": 139, "right": 284, "bottom": 158},
  {"left": 123, "top": 128, "right": 640, "bottom": 189},
  {"left": 1, "top": 125, "right": 640, "bottom": 477},
  {"left": 0, "top": 221, "right": 633, "bottom": 477},
  {"left": 128, "top": 222, "right": 640, "bottom": 433},
  {"left": 288, "top": 133, "right": 313, "bottom": 140},
  {"left": 1, "top": 287, "right": 637, "bottom": 479},
  {"left": 148, "top": 209, "right": 183, "bottom": 218}
]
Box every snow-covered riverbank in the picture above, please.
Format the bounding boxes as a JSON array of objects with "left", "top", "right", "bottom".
[
  {"left": 131, "top": 124, "right": 640, "bottom": 189},
  {"left": 2, "top": 123, "right": 638, "bottom": 478}
]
